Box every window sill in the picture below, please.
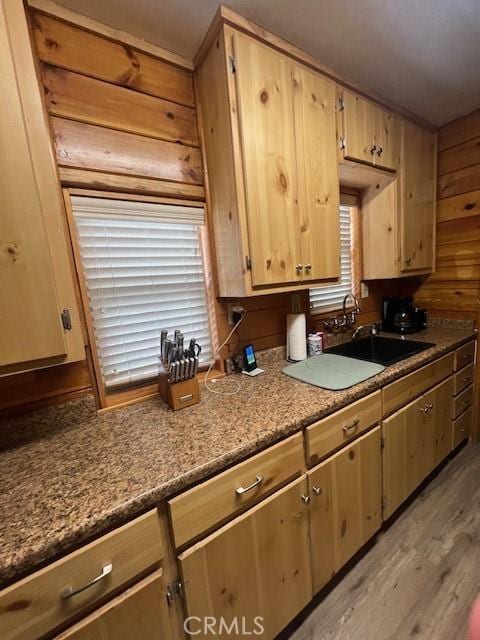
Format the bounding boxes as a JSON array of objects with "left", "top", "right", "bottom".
[{"left": 97, "top": 369, "right": 225, "bottom": 413}]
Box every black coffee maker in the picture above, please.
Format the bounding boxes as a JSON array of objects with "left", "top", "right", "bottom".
[{"left": 382, "top": 297, "right": 427, "bottom": 334}]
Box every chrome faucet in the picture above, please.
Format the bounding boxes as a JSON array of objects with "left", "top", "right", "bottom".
[
  {"left": 352, "top": 323, "right": 380, "bottom": 340},
  {"left": 343, "top": 293, "right": 361, "bottom": 325},
  {"left": 323, "top": 293, "right": 361, "bottom": 333}
]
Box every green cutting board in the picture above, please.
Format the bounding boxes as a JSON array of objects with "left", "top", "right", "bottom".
[{"left": 283, "top": 354, "right": 385, "bottom": 390}]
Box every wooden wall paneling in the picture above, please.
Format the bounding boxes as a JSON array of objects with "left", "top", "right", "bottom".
[
  {"left": 28, "top": 0, "right": 193, "bottom": 70},
  {"left": 438, "top": 136, "right": 480, "bottom": 176},
  {"left": 31, "top": 10, "right": 195, "bottom": 107},
  {"left": 58, "top": 167, "right": 205, "bottom": 200},
  {"left": 438, "top": 164, "right": 480, "bottom": 200},
  {"left": 41, "top": 65, "right": 199, "bottom": 146},
  {"left": 0, "top": 360, "right": 91, "bottom": 414},
  {"left": 437, "top": 191, "right": 480, "bottom": 222},
  {"left": 400, "top": 108, "right": 480, "bottom": 441},
  {"left": 51, "top": 117, "right": 203, "bottom": 184},
  {"left": 438, "top": 108, "right": 480, "bottom": 151},
  {"left": 216, "top": 292, "right": 309, "bottom": 358}
]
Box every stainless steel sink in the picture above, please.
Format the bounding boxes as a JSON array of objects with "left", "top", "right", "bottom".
[{"left": 325, "top": 335, "right": 435, "bottom": 366}]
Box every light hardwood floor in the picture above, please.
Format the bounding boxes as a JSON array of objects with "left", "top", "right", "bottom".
[{"left": 286, "top": 442, "right": 480, "bottom": 640}]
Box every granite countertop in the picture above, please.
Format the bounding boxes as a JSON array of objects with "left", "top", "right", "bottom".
[{"left": 0, "top": 321, "right": 475, "bottom": 587}]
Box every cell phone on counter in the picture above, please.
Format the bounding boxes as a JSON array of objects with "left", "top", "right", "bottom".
[{"left": 243, "top": 344, "right": 257, "bottom": 372}]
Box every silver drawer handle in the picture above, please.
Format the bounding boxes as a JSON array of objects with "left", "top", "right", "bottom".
[
  {"left": 342, "top": 418, "right": 359, "bottom": 435},
  {"left": 60, "top": 563, "right": 113, "bottom": 600},
  {"left": 235, "top": 475, "right": 264, "bottom": 496}
]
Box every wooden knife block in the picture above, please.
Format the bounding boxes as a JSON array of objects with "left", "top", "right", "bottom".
[{"left": 158, "top": 363, "right": 200, "bottom": 411}]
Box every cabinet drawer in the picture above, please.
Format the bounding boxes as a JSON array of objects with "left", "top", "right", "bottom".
[
  {"left": 55, "top": 570, "right": 172, "bottom": 640},
  {"left": 169, "top": 433, "right": 304, "bottom": 548},
  {"left": 454, "top": 341, "right": 475, "bottom": 371},
  {"left": 453, "top": 384, "right": 473, "bottom": 419},
  {"left": 452, "top": 407, "right": 472, "bottom": 449},
  {"left": 382, "top": 353, "right": 454, "bottom": 416},
  {"left": 0, "top": 510, "right": 164, "bottom": 640},
  {"left": 454, "top": 363, "right": 475, "bottom": 396},
  {"left": 305, "top": 391, "right": 381, "bottom": 466}
]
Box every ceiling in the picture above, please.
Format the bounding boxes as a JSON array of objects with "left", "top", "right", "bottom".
[{"left": 54, "top": 0, "right": 480, "bottom": 127}]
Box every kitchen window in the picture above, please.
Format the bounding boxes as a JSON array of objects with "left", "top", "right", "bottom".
[
  {"left": 71, "top": 195, "right": 214, "bottom": 391},
  {"left": 309, "top": 204, "right": 359, "bottom": 313}
]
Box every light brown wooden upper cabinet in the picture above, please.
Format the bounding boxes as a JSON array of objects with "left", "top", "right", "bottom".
[
  {"left": 362, "top": 120, "right": 436, "bottom": 279},
  {"left": 195, "top": 26, "right": 340, "bottom": 297},
  {"left": 0, "top": 0, "right": 84, "bottom": 373},
  {"left": 399, "top": 120, "right": 436, "bottom": 272},
  {"left": 292, "top": 64, "right": 340, "bottom": 283},
  {"left": 338, "top": 89, "right": 400, "bottom": 171}
]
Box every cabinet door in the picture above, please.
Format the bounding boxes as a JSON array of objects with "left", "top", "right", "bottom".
[
  {"left": 307, "top": 427, "right": 382, "bottom": 593},
  {"left": 400, "top": 120, "right": 436, "bottom": 272},
  {"left": 0, "top": 0, "right": 67, "bottom": 366},
  {"left": 179, "top": 476, "right": 312, "bottom": 640},
  {"left": 428, "top": 376, "right": 454, "bottom": 469},
  {"left": 56, "top": 571, "right": 173, "bottom": 640},
  {"left": 233, "top": 32, "right": 301, "bottom": 287},
  {"left": 382, "top": 397, "right": 425, "bottom": 519},
  {"left": 0, "top": 0, "right": 84, "bottom": 371},
  {"left": 374, "top": 108, "right": 400, "bottom": 171},
  {"left": 340, "top": 90, "right": 376, "bottom": 164},
  {"left": 292, "top": 65, "right": 340, "bottom": 282}
]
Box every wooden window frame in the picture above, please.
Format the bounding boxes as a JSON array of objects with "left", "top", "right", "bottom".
[{"left": 63, "top": 188, "right": 221, "bottom": 411}]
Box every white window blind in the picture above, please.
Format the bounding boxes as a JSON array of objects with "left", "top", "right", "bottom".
[
  {"left": 71, "top": 196, "right": 213, "bottom": 389},
  {"left": 309, "top": 205, "right": 354, "bottom": 312}
]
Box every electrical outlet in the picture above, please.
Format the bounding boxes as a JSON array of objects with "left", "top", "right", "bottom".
[
  {"left": 227, "top": 303, "right": 238, "bottom": 325},
  {"left": 360, "top": 282, "right": 369, "bottom": 298},
  {"left": 227, "top": 302, "right": 245, "bottom": 325}
]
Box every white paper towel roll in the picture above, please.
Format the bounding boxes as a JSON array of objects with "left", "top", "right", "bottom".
[{"left": 286, "top": 313, "right": 307, "bottom": 361}]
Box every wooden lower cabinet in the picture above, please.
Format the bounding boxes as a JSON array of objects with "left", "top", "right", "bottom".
[
  {"left": 178, "top": 476, "right": 312, "bottom": 640},
  {"left": 55, "top": 571, "right": 172, "bottom": 640},
  {"left": 426, "top": 376, "right": 454, "bottom": 470},
  {"left": 382, "top": 376, "right": 454, "bottom": 519},
  {"left": 307, "top": 426, "right": 382, "bottom": 593}
]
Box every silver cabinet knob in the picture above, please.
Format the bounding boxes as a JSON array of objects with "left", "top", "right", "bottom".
[
  {"left": 304, "top": 263, "right": 312, "bottom": 271},
  {"left": 370, "top": 144, "right": 377, "bottom": 155},
  {"left": 377, "top": 146, "right": 383, "bottom": 156},
  {"left": 301, "top": 494, "right": 311, "bottom": 504},
  {"left": 296, "top": 264, "right": 303, "bottom": 272},
  {"left": 312, "top": 486, "right": 322, "bottom": 497},
  {"left": 405, "top": 257, "right": 412, "bottom": 266}
]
